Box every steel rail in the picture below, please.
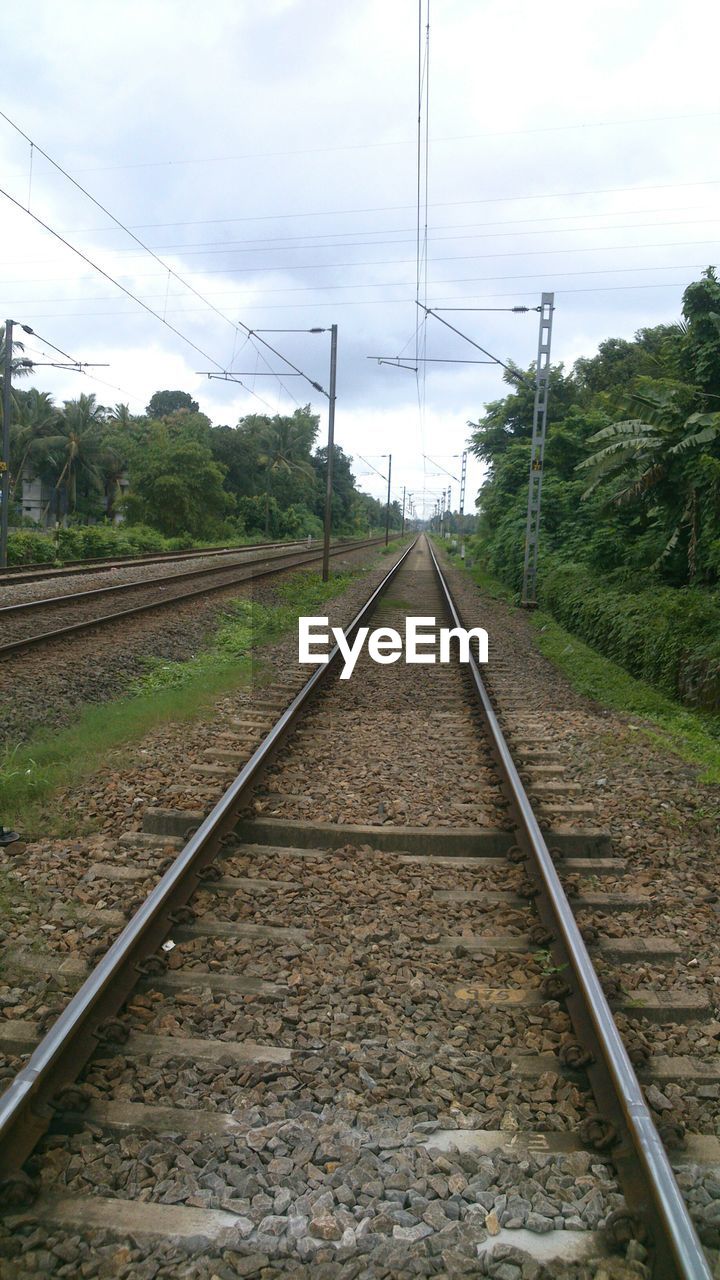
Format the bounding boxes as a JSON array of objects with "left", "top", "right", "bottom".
[
  {"left": 0, "top": 537, "right": 418, "bottom": 1185},
  {"left": 0, "top": 539, "right": 370, "bottom": 617},
  {"left": 0, "top": 537, "right": 386, "bottom": 658},
  {"left": 427, "top": 538, "right": 710, "bottom": 1280},
  {"left": 0, "top": 537, "right": 323, "bottom": 585}
]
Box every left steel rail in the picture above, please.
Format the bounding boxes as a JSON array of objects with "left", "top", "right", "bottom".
[{"left": 0, "top": 537, "right": 417, "bottom": 1186}]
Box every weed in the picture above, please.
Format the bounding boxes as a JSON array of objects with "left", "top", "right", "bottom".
[{"left": 1, "top": 567, "right": 364, "bottom": 834}]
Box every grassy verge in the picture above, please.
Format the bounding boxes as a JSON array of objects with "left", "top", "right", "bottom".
[
  {"left": 530, "top": 610, "right": 720, "bottom": 783},
  {"left": 381, "top": 536, "right": 411, "bottom": 556},
  {"left": 0, "top": 568, "right": 362, "bottom": 834},
  {"left": 444, "top": 546, "right": 720, "bottom": 784}
]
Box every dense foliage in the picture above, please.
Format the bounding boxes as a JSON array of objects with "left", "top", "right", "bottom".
[
  {"left": 469, "top": 268, "right": 720, "bottom": 709},
  {"left": 0, "top": 352, "right": 401, "bottom": 553}
]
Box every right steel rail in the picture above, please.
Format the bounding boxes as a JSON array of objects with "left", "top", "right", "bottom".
[{"left": 428, "top": 539, "right": 710, "bottom": 1280}]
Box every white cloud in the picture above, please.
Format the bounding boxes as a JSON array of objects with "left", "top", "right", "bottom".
[{"left": 0, "top": 0, "right": 718, "bottom": 506}]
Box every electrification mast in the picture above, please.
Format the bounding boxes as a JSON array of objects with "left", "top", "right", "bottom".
[
  {"left": 521, "top": 292, "right": 554, "bottom": 607},
  {"left": 459, "top": 450, "right": 467, "bottom": 558}
]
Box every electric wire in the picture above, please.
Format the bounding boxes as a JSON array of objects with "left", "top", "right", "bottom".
[
  {"left": 14, "top": 108, "right": 716, "bottom": 175},
  {"left": 7, "top": 202, "right": 712, "bottom": 261},
  {"left": 59, "top": 177, "right": 720, "bottom": 233},
  {"left": 0, "top": 111, "right": 323, "bottom": 411}
]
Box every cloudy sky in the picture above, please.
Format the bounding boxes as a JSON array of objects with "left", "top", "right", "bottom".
[{"left": 1, "top": 0, "right": 719, "bottom": 516}]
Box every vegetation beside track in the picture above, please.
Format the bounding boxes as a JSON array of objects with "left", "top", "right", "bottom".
[
  {"left": 0, "top": 567, "right": 364, "bottom": 835},
  {"left": 446, "top": 545, "right": 720, "bottom": 784},
  {"left": 467, "top": 268, "right": 720, "bottom": 714}
]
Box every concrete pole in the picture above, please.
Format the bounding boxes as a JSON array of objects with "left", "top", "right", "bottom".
[{"left": 384, "top": 453, "right": 392, "bottom": 545}]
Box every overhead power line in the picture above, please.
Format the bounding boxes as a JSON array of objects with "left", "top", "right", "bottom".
[
  {"left": 56, "top": 213, "right": 720, "bottom": 260},
  {"left": 8, "top": 202, "right": 711, "bottom": 261},
  {"left": 4, "top": 254, "right": 712, "bottom": 309},
  {"left": 0, "top": 110, "right": 329, "bottom": 407},
  {"left": 17, "top": 109, "right": 718, "bottom": 175},
  {"left": 0, "top": 183, "right": 226, "bottom": 371},
  {"left": 15, "top": 272, "right": 708, "bottom": 320},
  {"left": 2, "top": 235, "right": 719, "bottom": 293},
  {"left": 59, "top": 178, "right": 720, "bottom": 234}
]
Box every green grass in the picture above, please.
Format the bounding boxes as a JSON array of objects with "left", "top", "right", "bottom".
[
  {"left": 447, "top": 549, "right": 720, "bottom": 784},
  {"left": 0, "top": 567, "right": 363, "bottom": 834},
  {"left": 530, "top": 609, "right": 720, "bottom": 782},
  {"left": 381, "top": 536, "right": 411, "bottom": 556}
]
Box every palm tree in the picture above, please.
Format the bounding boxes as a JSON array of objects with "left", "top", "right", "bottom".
[
  {"left": 577, "top": 382, "right": 720, "bottom": 579},
  {"left": 31, "top": 393, "right": 107, "bottom": 520},
  {"left": 0, "top": 323, "right": 34, "bottom": 433},
  {"left": 9, "top": 389, "right": 59, "bottom": 502},
  {"left": 99, "top": 442, "right": 127, "bottom": 522},
  {"left": 257, "top": 418, "right": 315, "bottom": 535},
  {"left": 109, "top": 402, "right": 133, "bottom": 429}
]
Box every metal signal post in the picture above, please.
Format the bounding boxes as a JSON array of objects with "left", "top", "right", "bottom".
[{"left": 521, "top": 293, "right": 554, "bottom": 607}]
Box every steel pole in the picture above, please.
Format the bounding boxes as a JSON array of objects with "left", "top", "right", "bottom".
[
  {"left": 321, "top": 324, "right": 338, "bottom": 582},
  {"left": 401, "top": 485, "right": 406, "bottom": 536},
  {"left": 384, "top": 453, "right": 392, "bottom": 545},
  {"left": 1, "top": 320, "right": 12, "bottom": 570},
  {"left": 459, "top": 450, "right": 467, "bottom": 559},
  {"left": 521, "top": 292, "right": 554, "bottom": 606}
]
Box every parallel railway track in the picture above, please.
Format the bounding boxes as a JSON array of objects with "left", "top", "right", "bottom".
[
  {"left": 0, "top": 537, "right": 332, "bottom": 586},
  {"left": 0, "top": 536, "right": 385, "bottom": 658},
  {"left": 0, "top": 535, "right": 713, "bottom": 1278}
]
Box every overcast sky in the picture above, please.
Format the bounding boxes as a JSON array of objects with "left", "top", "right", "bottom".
[{"left": 1, "top": 0, "right": 719, "bottom": 516}]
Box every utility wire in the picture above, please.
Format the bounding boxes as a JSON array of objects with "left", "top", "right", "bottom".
[
  {"left": 0, "top": 182, "right": 226, "bottom": 370},
  {"left": 12, "top": 109, "right": 716, "bottom": 176},
  {"left": 4, "top": 231, "right": 720, "bottom": 289},
  {"left": 0, "top": 111, "right": 323, "bottom": 408},
  {"left": 59, "top": 178, "right": 720, "bottom": 233},
  {"left": 19, "top": 272, "right": 707, "bottom": 319},
  {"left": 11, "top": 202, "right": 710, "bottom": 259},
  {"left": 9, "top": 247, "right": 713, "bottom": 307}
]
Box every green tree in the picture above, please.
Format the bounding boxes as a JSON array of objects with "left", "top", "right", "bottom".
[
  {"left": 577, "top": 380, "right": 720, "bottom": 580},
  {"left": 680, "top": 266, "right": 720, "bottom": 401},
  {"left": 28, "top": 393, "right": 107, "bottom": 519},
  {"left": 124, "top": 426, "right": 233, "bottom": 537},
  {"left": 9, "top": 389, "right": 58, "bottom": 502},
  {"left": 146, "top": 389, "right": 200, "bottom": 418},
  {"left": 312, "top": 444, "right": 357, "bottom": 531},
  {"left": 255, "top": 410, "right": 318, "bottom": 534}
]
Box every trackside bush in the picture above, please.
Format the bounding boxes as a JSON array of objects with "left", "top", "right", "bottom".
[
  {"left": 6, "top": 524, "right": 224, "bottom": 567},
  {"left": 539, "top": 559, "right": 720, "bottom": 713}
]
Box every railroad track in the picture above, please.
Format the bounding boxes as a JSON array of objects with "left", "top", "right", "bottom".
[
  {"left": 0, "top": 534, "right": 714, "bottom": 1278},
  {"left": 0, "top": 536, "right": 385, "bottom": 658},
  {"left": 0, "top": 536, "right": 329, "bottom": 586}
]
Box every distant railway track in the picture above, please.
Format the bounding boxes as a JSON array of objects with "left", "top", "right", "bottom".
[
  {"left": 0, "top": 535, "right": 712, "bottom": 1277},
  {"left": 0, "top": 536, "right": 385, "bottom": 658},
  {"left": 0, "top": 536, "right": 336, "bottom": 586}
]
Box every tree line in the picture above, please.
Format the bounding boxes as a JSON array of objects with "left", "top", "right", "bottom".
[
  {"left": 1, "top": 365, "right": 402, "bottom": 541},
  {"left": 471, "top": 267, "right": 720, "bottom": 591},
  {"left": 469, "top": 268, "right": 720, "bottom": 710}
]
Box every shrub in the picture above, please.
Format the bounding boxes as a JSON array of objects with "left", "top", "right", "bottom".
[{"left": 539, "top": 558, "right": 720, "bottom": 712}]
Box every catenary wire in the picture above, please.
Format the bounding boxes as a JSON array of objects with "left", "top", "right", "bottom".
[
  {"left": 14, "top": 109, "right": 717, "bottom": 174},
  {"left": 58, "top": 177, "right": 720, "bottom": 233}
]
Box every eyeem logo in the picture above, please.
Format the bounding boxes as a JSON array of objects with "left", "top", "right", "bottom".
[{"left": 299, "top": 616, "right": 488, "bottom": 680}]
